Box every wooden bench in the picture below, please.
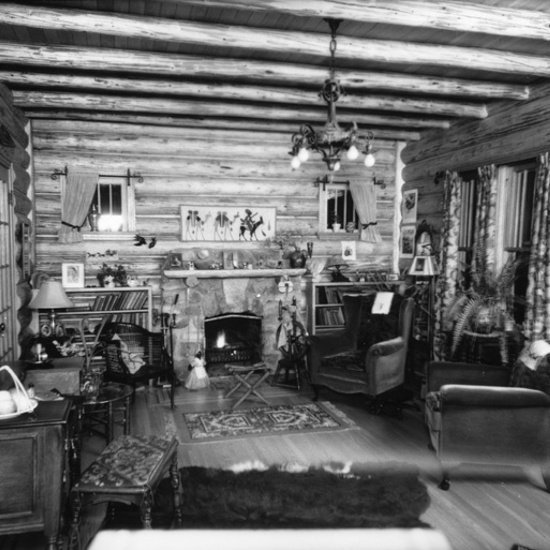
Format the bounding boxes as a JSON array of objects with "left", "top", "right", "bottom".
[{"left": 68, "top": 434, "right": 182, "bottom": 549}]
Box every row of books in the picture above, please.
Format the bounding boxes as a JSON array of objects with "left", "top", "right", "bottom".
[
  {"left": 91, "top": 290, "right": 149, "bottom": 312},
  {"left": 315, "top": 286, "right": 343, "bottom": 305},
  {"left": 315, "top": 307, "right": 345, "bottom": 327}
]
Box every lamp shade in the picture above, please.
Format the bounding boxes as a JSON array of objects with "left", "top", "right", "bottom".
[
  {"left": 29, "top": 280, "right": 75, "bottom": 310},
  {"left": 408, "top": 255, "right": 439, "bottom": 277}
]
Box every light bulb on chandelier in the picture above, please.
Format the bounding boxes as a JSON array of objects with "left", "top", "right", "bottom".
[{"left": 289, "top": 19, "right": 375, "bottom": 173}]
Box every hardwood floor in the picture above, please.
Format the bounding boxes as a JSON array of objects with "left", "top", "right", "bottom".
[{"left": 3, "top": 379, "right": 550, "bottom": 550}]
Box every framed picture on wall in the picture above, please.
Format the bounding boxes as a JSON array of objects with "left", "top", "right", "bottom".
[
  {"left": 62, "top": 263, "right": 85, "bottom": 288},
  {"left": 400, "top": 225, "right": 416, "bottom": 258},
  {"left": 402, "top": 189, "right": 418, "bottom": 224},
  {"left": 180, "top": 205, "right": 276, "bottom": 241}
]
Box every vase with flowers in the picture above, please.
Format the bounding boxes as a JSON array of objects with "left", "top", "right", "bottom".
[{"left": 96, "top": 263, "right": 128, "bottom": 287}]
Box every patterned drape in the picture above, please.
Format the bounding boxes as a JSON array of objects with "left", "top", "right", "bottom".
[
  {"left": 471, "top": 165, "right": 498, "bottom": 277},
  {"left": 524, "top": 153, "right": 550, "bottom": 341},
  {"left": 433, "top": 171, "right": 462, "bottom": 360},
  {"left": 349, "top": 179, "right": 381, "bottom": 242},
  {"left": 58, "top": 168, "right": 99, "bottom": 243}
]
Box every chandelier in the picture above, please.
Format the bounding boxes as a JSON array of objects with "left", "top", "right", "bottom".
[{"left": 290, "top": 19, "right": 375, "bottom": 173}]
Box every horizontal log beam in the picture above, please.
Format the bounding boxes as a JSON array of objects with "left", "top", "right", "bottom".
[
  {"left": 33, "top": 153, "right": 390, "bottom": 180},
  {"left": 0, "top": 4, "right": 548, "bottom": 76},
  {"left": 0, "top": 70, "right": 487, "bottom": 119},
  {"left": 25, "top": 111, "right": 421, "bottom": 141},
  {"left": 15, "top": 91, "right": 451, "bottom": 129},
  {"left": 0, "top": 42, "right": 528, "bottom": 101},
  {"left": 174, "top": 0, "right": 550, "bottom": 42}
]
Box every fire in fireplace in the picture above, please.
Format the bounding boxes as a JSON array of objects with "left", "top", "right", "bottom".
[{"left": 204, "top": 313, "right": 262, "bottom": 364}]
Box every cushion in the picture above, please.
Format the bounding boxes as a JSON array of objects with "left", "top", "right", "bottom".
[
  {"left": 111, "top": 333, "right": 145, "bottom": 375},
  {"left": 509, "top": 340, "right": 550, "bottom": 396}
]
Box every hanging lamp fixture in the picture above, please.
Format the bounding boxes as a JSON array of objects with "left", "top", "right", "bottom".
[{"left": 289, "top": 19, "right": 375, "bottom": 172}]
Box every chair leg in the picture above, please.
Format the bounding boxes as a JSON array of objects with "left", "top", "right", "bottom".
[
  {"left": 311, "top": 384, "right": 320, "bottom": 401},
  {"left": 169, "top": 453, "right": 183, "bottom": 527}
]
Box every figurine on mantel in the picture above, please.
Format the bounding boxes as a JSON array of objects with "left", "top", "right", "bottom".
[{"left": 185, "top": 351, "right": 210, "bottom": 391}]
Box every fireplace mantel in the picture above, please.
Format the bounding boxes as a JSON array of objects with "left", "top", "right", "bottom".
[{"left": 163, "top": 268, "right": 307, "bottom": 279}]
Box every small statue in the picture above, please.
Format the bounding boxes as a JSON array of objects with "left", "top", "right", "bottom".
[{"left": 184, "top": 351, "right": 210, "bottom": 391}]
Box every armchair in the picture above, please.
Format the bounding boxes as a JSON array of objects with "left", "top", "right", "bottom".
[
  {"left": 103, "top": 322, "right": 176, "bottom": 409},
  {"left": 308, "top": 293, "right": 414, "bottom": 416},
  {"left": 425, "top": 352, "right": 550, "bottom": 491}
]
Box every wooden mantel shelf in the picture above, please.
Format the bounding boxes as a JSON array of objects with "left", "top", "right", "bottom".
[{"left": 163, "top": 268, "right": 307, "bottom": 279}]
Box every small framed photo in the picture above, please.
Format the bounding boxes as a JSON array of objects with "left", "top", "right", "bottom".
[
  {"left": 400, "top": 225, "right": 416, "bottom": 258},
  {"left": 402, "top": 189, "right": 418, "bottom": 224},
  {"left": 62, "top": 263, "right": 85, "bottom": 288},
  {"left": 341, "top": 240, "right": 356, "bottom": 261}
]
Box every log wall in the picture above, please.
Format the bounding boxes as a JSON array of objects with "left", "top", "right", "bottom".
[
  {"left": 30, "top": 118, "right": 400, "bottom": 317},
  {"left": 0, "top": 82, "right": 32, "bottom": 357},
  {"left": 399, "top": 82, "right": 550, "bottom": 266}
]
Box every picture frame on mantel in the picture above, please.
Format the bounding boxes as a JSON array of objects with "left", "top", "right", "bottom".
[{"left": 180, "top": 205, "right": 276, "bottom": 241}]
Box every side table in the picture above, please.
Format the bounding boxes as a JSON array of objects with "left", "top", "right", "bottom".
[{"left": 76, "top": 382, "right": 133, "bottom": 443}]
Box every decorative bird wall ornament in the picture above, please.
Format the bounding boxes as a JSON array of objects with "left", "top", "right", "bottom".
[{"left": 134, "top": 234, "right": 157, "bottom": 248}]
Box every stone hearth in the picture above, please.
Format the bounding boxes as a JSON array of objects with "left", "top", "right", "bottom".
[{"left": 161, "top": 249, "right": 306, "bottom": 379}]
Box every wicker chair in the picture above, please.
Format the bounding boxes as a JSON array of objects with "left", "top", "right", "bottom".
[{"left": 103, "top": 322, "right": 176, "bottom": 409}]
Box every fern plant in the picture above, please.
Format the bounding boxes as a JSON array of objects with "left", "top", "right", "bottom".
[{"left": 444, "top": 255, "right": 525, "bottom": 363}]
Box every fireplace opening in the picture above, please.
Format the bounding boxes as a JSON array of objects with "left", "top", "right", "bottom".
[{"left": 204, "top": 312, "right": 262, "bottom": 365}]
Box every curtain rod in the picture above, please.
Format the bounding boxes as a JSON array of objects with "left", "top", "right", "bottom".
[{"left": 50, "top": 166, "right": 144, "bottom": 183}]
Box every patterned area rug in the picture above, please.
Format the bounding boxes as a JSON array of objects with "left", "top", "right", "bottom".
[{"left": 182, "top": 401, "right": 357, "bottom": 441}]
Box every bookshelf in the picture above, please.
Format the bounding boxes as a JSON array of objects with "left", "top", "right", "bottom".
[
  {"left": 305, "top": 278, "right": 405, "bottom": 335},
  {"left": 39, "top": 287, "right": 153, "bottom": 332}
]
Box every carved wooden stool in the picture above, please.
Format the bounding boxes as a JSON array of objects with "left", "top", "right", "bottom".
[
  {"left": 68, "top": 434, "right": 182, "bottom": 549},
  {"left": 224, "top": 363, "right": 270, "bottom": 409}
]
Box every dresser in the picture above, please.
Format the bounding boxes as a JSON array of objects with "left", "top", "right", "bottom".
[{"left": 0, "top": 400, "right": 73, "bottom": 550}]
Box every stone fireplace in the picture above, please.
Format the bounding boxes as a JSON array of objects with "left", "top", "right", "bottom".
[{"left": 161, "top": 249, "right": 306, "bottom": 379}]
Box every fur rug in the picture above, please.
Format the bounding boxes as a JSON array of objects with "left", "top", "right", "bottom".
[{"left": 105, "top": 461, "right": 430, "bottom": 530}]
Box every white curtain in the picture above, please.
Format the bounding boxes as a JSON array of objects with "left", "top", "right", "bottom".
[
  {"left": 349, "top": 179, "right": 381, "bottom": 242},
  {"left": 58, "top": 168, "right": 99, "bottom": 243}
]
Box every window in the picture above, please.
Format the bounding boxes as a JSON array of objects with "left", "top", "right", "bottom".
[
  {"left": 88, "top": 176, "right": 136, "bottom": 234},
  {"left": 319, "top": 181, "right": 359, "bottom": 232},
  {"left": 457, "top": 161, "right": 536, "bottom": 324}
]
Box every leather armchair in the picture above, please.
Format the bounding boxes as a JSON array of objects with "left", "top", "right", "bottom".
[
  {"left": 308, "top": 293, "right": 414, "bottom": 416},
  {"left": 425, "top": 360, "right": 550, "bottom": 491}
]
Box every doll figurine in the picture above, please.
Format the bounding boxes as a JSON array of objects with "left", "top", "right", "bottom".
[{"left": 185, "top": 351, "right": 210, "bottom": 391}]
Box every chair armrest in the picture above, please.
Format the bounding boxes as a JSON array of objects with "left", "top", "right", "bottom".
[
  {"left": 367, "top": 337, "right": 405, "bottom": 359},
  {"left": 439, "top": 384, "right": 550, "bottom": 408},
  {"left": 426, "top": 361, "right": 510, "bottom": 393}
]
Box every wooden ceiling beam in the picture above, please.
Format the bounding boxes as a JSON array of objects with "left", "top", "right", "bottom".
[
  {"left": 0, "top": 43, "right": 529, "bottom": 101},
  {"left": 0, "top": 70, "right": 487, "bottom": 119},
  {"left": 13, "top": 90, "right": 451, "bottom": 130},
  {"left": 168, "top": 0, "right": 550, "bottom": 42},
  {"left": 28, "top": 115, "right": 421, "bottom": 141},
  {"left": 0, "top": 4, "right": 549, "bottom": 76}
]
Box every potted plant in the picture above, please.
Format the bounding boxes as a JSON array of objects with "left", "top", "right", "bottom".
[{"left": 443, "top": 255, "right": 525, "bottom": 365}]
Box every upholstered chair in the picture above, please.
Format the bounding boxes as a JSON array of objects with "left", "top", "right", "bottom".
[
  {"left": 308, "top": 292, "right": 415, "bottom": 416},
  {"left": 425, "top": 340, "right": 550, "bottom": 491}
]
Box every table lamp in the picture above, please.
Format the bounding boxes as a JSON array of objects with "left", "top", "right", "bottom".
[
  {"left": 29, "top": 280, "right": 74, "bottom": 337},
  {"left": 324, "top": 255, "right": 350, "bottom": 282}
]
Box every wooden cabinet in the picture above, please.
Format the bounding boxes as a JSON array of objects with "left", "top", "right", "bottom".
[
  {"left": 39, "top": 286, "right": 153, "bottom": 332},
  {"left": 305, "top": 278, "right": 405, "bottom": 335},
  {"left": 0, "top": 400, "right": 73, "bottom": 550}
]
